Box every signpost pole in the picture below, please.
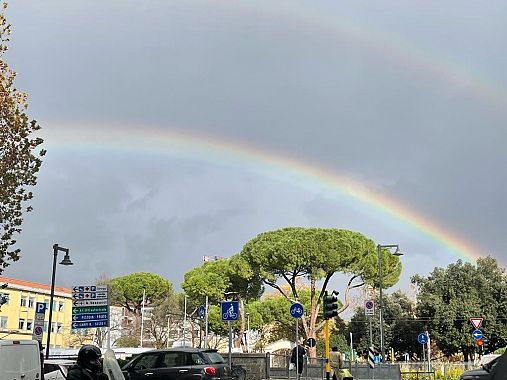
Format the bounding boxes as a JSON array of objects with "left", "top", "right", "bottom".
[
  {"left": 295, "top": 318, "right": 299, "bottom": 378},
  {"left": 204, "top": 296, "right": 209, "bottom": 349},
  {"left": 427, "top": 331, "right": 431, "bottom": 375},
  {"left": 228, "top": 321, "right": 232, "bottom": 371}
]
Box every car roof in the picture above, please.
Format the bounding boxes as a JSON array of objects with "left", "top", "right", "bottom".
[{"left": 142, "top": 348, "right": 218, "bottom": 354}]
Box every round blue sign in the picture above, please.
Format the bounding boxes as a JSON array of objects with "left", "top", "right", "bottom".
[
  {"left": 472, "top": 329, "right": 483, "bottom": 340},
  {"left": 290, "top": 302, "right": 304, "bottom": 318},
  {"left": 417, "top": 333, "right": 428, "bottom": 344},
  {"left": 198, "top": 305, "right": 206, "bottom": 319}
]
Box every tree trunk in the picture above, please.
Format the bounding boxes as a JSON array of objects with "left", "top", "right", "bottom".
[{"left": 234, "top": 299, "right": 245, "bottom": 349}]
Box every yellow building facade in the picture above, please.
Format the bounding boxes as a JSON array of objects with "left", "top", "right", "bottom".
[{"left": 0, "top": 276, "right": 92, "bottom": 348}]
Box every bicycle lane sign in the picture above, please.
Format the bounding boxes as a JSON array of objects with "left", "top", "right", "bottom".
[{"left": 221, "top": 301, "right": 239, "bottom": 321}]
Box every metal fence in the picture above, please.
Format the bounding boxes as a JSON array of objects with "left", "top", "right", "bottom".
[{"left": 268, "top": 353, "right": 326, "bottom": 380}]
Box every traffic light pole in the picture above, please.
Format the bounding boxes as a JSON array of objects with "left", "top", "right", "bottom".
[
  {"left": 325, "top": 319, "right": 330, "bottom": 380},
  {"left": 322, "top": 290, "right": 338, "bottom": 380}
]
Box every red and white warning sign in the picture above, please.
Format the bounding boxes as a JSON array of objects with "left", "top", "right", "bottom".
[{"left": 470, "top": 317, "right": 483, "bottom": 329}]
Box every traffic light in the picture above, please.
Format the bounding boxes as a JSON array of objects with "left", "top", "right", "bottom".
[
  {"left": 323, "top": 291, "right": 339, "bottom": 319},
  {"left": 483, "top": 338, "right": 489, "bottom": 353}
]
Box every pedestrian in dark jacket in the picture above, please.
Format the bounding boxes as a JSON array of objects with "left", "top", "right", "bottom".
[
  {"left": 67, "top": 345, "right": 109, "bottom": 380},
  {"left": 290, "top": 343, "right": 306, "bottom": 378}
]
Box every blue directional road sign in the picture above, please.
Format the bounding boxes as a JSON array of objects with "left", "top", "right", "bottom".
[
  {"left": 373, "top": 355, "right": 381, "bottom": 364},
  {"left": 72, "top": 284, "right": 109, "bottom": 329},
  {"left": 290, "top": 302, "right": 304, "bottom": 318},
  {"left": 72, "top": 320, "right": 108, "bottom": 329},
  {"left": 473, "top": 329, "right": 483, "bottom": 340},
  {"left": 72, "top": 313, "right": 109, "bottom": 322},
  {"left": 418, "top": 333, "right": 428, "bottom": 344},
  {"left": 198, "top": 305, "right": 206, "bottom": 319},
  {"left": 221, "top": 301, "right": 239, "bottom": 321}
]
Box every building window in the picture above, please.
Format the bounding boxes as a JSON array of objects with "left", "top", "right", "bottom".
[
  {"left": 0, "top": 316, "right": 7, "bottom": 328},
  {"left": 57, "top": 323, "right": 62, "bottom": 333},
  {"left": 43, "top": 322, "right": 48, "bottom": 332},
  {"left": 28, "top": 297, "right": 35, "bottom": 308},
  {"left": 58, "top": 302, "right": 64, "bottom": 312},
  {"left": 20, "top": 297, "right": 27, "bottom": 307},
  {"left": 0, "top": 293, "right": 9, "bottom": 305},
  {"left": 52, "top": 301, "right": 57, "bottom": 310},
  {"left": 44, "top": 299, "right": 49, "bottom": 309},
  {"left": 27, "top": 320, "right": 33, "bottom": 331},
  {"left": 51, "top": 323, "right": 56, "bottom": 333},
  {"left": 18, "top": 318, "right": 25, "bottom": 330}
]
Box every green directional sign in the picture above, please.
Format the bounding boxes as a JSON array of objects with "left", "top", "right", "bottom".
[{"left": 73, "top": 306, "right": 108, "bottom": 314}]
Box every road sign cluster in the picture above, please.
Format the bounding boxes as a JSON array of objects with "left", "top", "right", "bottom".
[
  {"left": 71, "top": 285, "right": 109, "bottom": 329},
  {"left": 470, "top": 317, "right": 484, "bottom": 346},
  {"left": 32, "top": 302, "right": 46, "bottom": 342}
]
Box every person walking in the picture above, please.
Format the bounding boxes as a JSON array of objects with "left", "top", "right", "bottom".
[
  {"left": 290, "top": 342, "right": 306, "bottom": 379},
  {"left": 329, "top": 346, "right": 343, "bottom": 380},
  {"left": 67, "top": 345, "right": 109, "bottom": 380}
]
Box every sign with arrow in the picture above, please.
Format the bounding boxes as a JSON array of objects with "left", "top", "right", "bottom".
[
  {"left": 72, "top": 286, "right": 108, "bottom": 293},
  {"left": 72, "top": 306, "right": 108, "bottom": 314},
  {"left": 72, "top": 313, "right": 109, "bottom": 322},
  {"left": 72, "top": 292, "right": 108, "bottom": 299},
  {"left": 73, "top": 299, "right": 108, "bottom": 307},
  {"left": 470, "top": 317, "right": 483, "bottom": 330},
  {"left": 72, "top": 320, "right": 108, "bottom": 329},
  {"left": 72, "top": 285, "right": 109, "bottom": 329},
  {"left": 472, "top": 329, "right": 483, "bottom": 340}
]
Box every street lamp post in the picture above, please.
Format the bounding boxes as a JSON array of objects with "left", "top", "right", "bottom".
[
  {"left": 183, "top": 295, "right": 188, "bottom": 347},
  {"left": 377, "top": 244, "right": 403, "bottom": 364},
  {"left": 246, "top": 312, "right": 250, "bottom": 353},
  {"left": 46, "top": 244, "right": 73, "bottom": 359}
]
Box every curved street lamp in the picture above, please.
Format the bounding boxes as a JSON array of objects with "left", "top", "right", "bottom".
[
  {"left": 45, "top": 244, "right": 73, "bottom": 359},
  {"left": 377, "top": 244, "right": 403, "bottom": 364}
]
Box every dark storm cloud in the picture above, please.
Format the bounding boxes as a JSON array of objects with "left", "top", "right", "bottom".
[{"left": 3, "top": 0, "right": 507, "bottom": 288}]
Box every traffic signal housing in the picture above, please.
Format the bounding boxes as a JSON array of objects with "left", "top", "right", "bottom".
[{"left": 323, "top": 291, "right": 339, "bottom": 319}]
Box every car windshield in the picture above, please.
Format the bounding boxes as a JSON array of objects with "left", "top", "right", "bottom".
[{"left": 202, "top": 352, "right": 225, "bottom": 364}]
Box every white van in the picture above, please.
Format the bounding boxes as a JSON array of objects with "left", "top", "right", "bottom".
[{"left": 0, "top": 340, "right": 42, "bottom": 380}]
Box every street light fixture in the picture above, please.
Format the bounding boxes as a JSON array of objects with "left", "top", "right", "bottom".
[
  {"left": 377, "top": 244, "right": 403, "bottom": 364},
  {"left": 46, "top": 244, "right": 73, "bottom": 359}
]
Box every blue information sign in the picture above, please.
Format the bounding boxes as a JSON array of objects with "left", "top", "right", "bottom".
[
  {"left": 71, "top": 320, "right": 108, "bottom": 329},
  {"left": 221, "top": 301, "right": 239, "bottom": 321},
  {"left": 35, "top": 302, "right": 46, "bottom": 314},
  {"left": 418, "top": 333, "right": 428, "bottom": 344},
  {"left": 472, "top": 329, "right": 483, "bottom": 340},
  {"left": 198, "top": 305, "right": 206, "bottom": 319},
  {"left": 72, "top": 313, "right": 109, "bottom": 322},
  {"left": 290, "top": 303, "right": 304, "bottom": 318}
]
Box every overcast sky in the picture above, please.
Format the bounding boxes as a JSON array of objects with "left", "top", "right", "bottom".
[{"left": 3, "top": 1, "right": 507, "bottom": 299}]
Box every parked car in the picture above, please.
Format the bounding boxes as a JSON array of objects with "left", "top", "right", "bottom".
[
  {"left": 43, "top": 359, "right": 76, "bottom": 380},
  {"left": 0, "top": 340, "right": 42, "bottom": 380},
  {"left": 459, "top": 355, "right": 499, "bottom": 380},
  {"left": 121, "top": 348, "right": 232, "bottom": 380}
]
